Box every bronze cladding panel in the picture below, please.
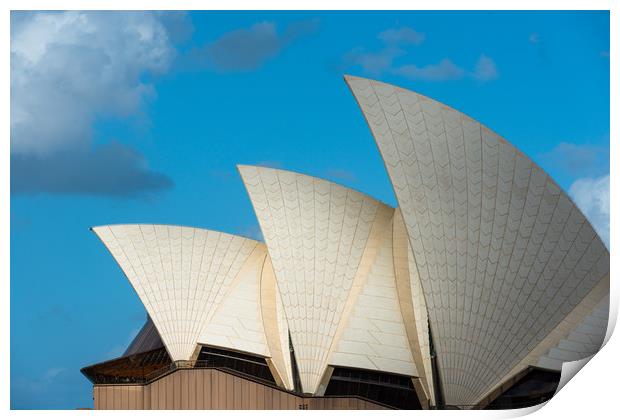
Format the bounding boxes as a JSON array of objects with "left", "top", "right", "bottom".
[
  {"left": 226, "top": 373, "right": 234, "bottom": 409},
  {"left": 121, "top": 385, "right": 128, "bottom": 409},
  {"left": 93, "top": 387, "right": 100, "bottom": 410},
  {"left": 143, "top": 383, "right": 150, "bottom": 409},
  {"left": 150, "top": 377, "right": 159, "bottom": 409},
  {"left": 93, "top": 369, "right": 389, "bottom": 410},
  {"left": 218, "top": 371, "right": 227, "bottom": 409},
  {"left": 173, "top": 369, "right": 181, "bottom": 409},
  {"left": 203, "top": 369, "right": 212, "bottom": 408},
  {"left": 166, "top": 374, "right": 174, "bottom": 408},
  {"left": 241, "top": 378, "right": 250, "bottom": 409},
  {"left": 106, "top": 386, "right": 114, "bottom": 409},
  {"left": 195, "top": 369, "right": 204, "bottom": 408},
  {"left": 127, "top": 386, "right": 135, "bottom": 409},
  {"left": 256, "top": 382, "right": 265, "bottom": 409},
  {"left": 233, "top": 376, "right": 242, "bottom": 409},
  {"left": 180, "top": 369, "right": 189, "bottom": 409},
  {"left": 188, "top": 369, "right": 196, "bottom": 409}
]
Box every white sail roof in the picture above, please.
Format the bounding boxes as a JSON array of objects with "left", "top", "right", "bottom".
[
  {"left": 328, "top": 213, "right": 418, "bottom": 376},
  {"left": 345, "top": 75, "right": 610, "bottom": 407},
  {"left": 239, "top": 165, "right": 413, "bottom": 394},
  {"left": 197, "top": 242, "right": 270, "bottom": 358},
  {"left": 536, "top": 294, "right": 609, "bottom": 372},
  {"left": 93, "top": 225, "right": 264, "bottom": 361}
]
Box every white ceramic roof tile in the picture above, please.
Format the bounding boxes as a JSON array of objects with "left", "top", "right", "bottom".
[
  {"left": 408, "top": 231, "right": 435, "bottom": 402},
  {"left": 239, "top": 165, "right": 392, "bottom": 394},
  {"left": 93, "top": 224, "right": 260, "bottom": 361},
  {"left": 346, "top": 75, "right": 610, "bottom": 407},
  {"left": 198, "top": 244, "right": 270, "bottom": 357},
  {"left": 392, "top": 208, "right": 435, "bottom": 404},
  {"left": 535, "top": 295, "right": 609, "bottom": 371},
  {"left": 328, "top": 216, "right": 418, "bottom": 378},
  {"left": 275, "top": 282, "right": 293, "bottom": 388}
]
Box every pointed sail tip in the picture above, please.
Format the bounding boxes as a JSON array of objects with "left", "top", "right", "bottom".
[{"left": 343, "top": 74, "right": 362, "bottom": 85}]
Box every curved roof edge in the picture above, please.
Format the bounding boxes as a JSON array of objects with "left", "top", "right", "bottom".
[
  {"left": 238, "top": 165, "right": 400, "bottom": 393},
  {"left": 345, "top": 74, "right": 609, "bottom": 406},
  {"left": 237, "top": 164, "right": 395, "bottom": 210},
  {"left": 92, "top": 224, "right": 264, "bottom": 361},
  {"left": 343, "top": 73, "right": 608, "bottom": 250}
]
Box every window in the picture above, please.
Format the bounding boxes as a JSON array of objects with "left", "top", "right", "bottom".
[
  {"left": 325, "top": 366, "right": 422, "bottom": 409},
  {"left": 196, "top": 345, "right": 276, "bottom": 384},
  {"left": 485, "top": 368, "right": 561, "bottom": 409}
]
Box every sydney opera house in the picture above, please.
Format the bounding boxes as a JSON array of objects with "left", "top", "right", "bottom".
[{"left": 81, "top": 76, "right": 609, "bottom": 410}]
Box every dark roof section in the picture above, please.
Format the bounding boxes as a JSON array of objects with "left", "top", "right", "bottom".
[
  {"left": 124, "top": 316, "right": 164, "bottom": 357},
  {"left": 483, "top": 368, "right": 561, "bottom": 410},
  {"left": 81, "top": 347, "right": 171, "bottom": 384},
  {"left": 325, "top": 366, "right": 422, "bottom": 410}
]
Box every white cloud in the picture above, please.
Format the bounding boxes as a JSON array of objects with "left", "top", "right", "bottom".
[
  {"left": 344, "top": 46, "right": 405, "bottom": 76},
  {"left": 11, "top": 11, "right": 174, "bottom": 156},
  {"left": 393, "top": 58, "right": 465, "bottom": 81},
  {"left": 538, "top": 142, "right": 609, "bottom": 180},
  {"left": 472, "top": 54, "right": 499, "bottom": 81},
  {"left": 569, "top": 174, "right": 610, "bottom": 248},
  {"left": 14, "top": 367, "right": 66, "bottom": 395},
  {"left": 42, "top": 368, "right": 65, "bottom": 382},
  {"left": 190, "top": 19, "right": 318, "bottom": 72},
  {"left": 378, "top": 27, "right": 425, "bottom": 46},
  {"left": 10, "top": 11, "right": 177, "bottom": 196},
  {"left": 343, "top": 27, "right": 497, "bottom": 83}
]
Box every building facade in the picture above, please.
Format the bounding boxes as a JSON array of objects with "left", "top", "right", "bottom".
[{"left": 81, "top": 76, "right": 609, "bottom": 410}]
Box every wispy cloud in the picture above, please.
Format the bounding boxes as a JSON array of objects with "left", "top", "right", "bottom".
[
  {"left": 343, "top": 46, "right": 404, "bottom": 76},
  {"left": 538, "top": 141, "right": 610, "bottom": 248},
  {"left": 14, "top": 367, "right": 66, "bottom": 395},
  {"left": 12, "top": 142, "right": 173, "bottom": 197},
  {"left": 343, "top": 26, "right": 498, "bottom": 83},
  {"left": 472, "top": 54, "right": 499, "bottom": 81},
  {"left": 10, "top": 11, "right": 176, "bottom": 197},
  {"left": 528, "top": 31, "right": 549, "bottom": 63},
  {"left": 538, "top": 142, "right": 609, "bottom": 180},
  {"left": 37, "top": 305, "right": 72, "bottom": 324},
  {"left": 42, "top": 368, "right": 65, "bottom": 382},
  {"left": 393, "top": 58, "right": 465, "bottom": 82},
  {"left": 569, "top": 175, "right": 609, "bottom": 248},
  {"left": 189, "top": 19, "right": 319, "bottom": 72},
  {"left": 378, "top": 26, "right": 425, "bottom": 46}
]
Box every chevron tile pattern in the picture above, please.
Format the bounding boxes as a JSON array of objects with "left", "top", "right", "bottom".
[
  {"left": 260, "top": 254, "right": 295, "bottom": 390},
  {"left": 536, "top": 294, "right": 609, "bottom": 372},
  {"left": 88, "top": 76, "right": 609, "bottom": 409},
  {"left": 92, "top": 225, "right": 262, "bottom": 361},
  {"left": 239, "top": 165, "right": 393, "bottom": 393},
  {"left": 392, "top": 208, "right": 435, "bottom": 404},
  {"left": 345, "top": 75, "right": 610, "bottom": 407},
  {"left": 198, "top": 244, "right": 271, "bottom": 358},
  {"left": 328, "top": 208, "right": 419, "bottom": 382},
  {"left": 276, "top": 281, "right": 294, "bottom": 389}
]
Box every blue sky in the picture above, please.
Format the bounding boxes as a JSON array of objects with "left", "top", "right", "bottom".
[{"left": 10, "top": 10, "right": 609, "bottom": 409}]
